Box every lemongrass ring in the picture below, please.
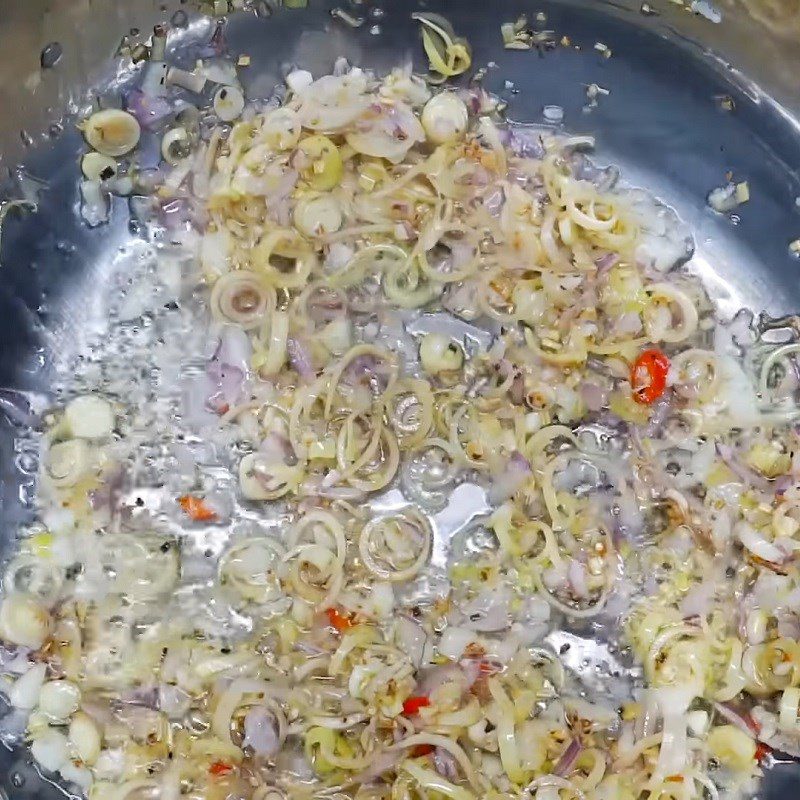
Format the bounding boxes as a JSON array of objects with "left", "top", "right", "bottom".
[
  {"left": 759, "top": 343, "right": 800, "bottom": 398},
  {"left": 261, "top": 107, "right": 301, "bottom": 150},
  {"left": 384, "top": 379, "right": 435, "bottom": 447},
  {"left": 478, "top": 268, "right": 519, "bottom": 324},
  {"left": 81, "top": 152, "right": 118, "bottom": 182},
  {"left": 161, "top": 127, "right": 192, "bottom": 166},
  {"left": 419, "top": 333, "right": 464, "bottom": 375},
  {"left": 288, "top": 510, "right": 347, "bottom": 567},
  {"left": 293, "top": 282, "right": 347, "bottom": 329},
  {"left": 644, "top": 282, "right": 700, "bottom": 343},
  {"left": 383, "top": 258, "right": 440, "bottom": 309},
  {"left": 571, "top": 747, "right": 606, "bottom": 792},
  {"left": 533, "top": 569, "right": 609, "bottom": 619},
  {"left": 239, "top": 453, "right": 304, "bottom": 500},
  {"left": 82, "top": 109, "right": 141, "bottom": 156},
  {"left": 488, "top": 677, "right": 525, "bottom": 783},
  {"left": 520, "top": 775, "right": 587, "bottom": 800},
  {"left": 214, "top": 85, "right": 245, "bottom": 122},
  {"left": 283, "top": 543, "right": 340, "bottom": 604},
  {"left": 335, "top": 414, "right": 382, "bottom": 478},
  {"left": 358, "top": 509, "right": 432, "bottom": 581},
  {"left": 287, "top": 376, "right": 327, "bottom": 459},
  {"left": 447, "top": 403, "right": 484, "bottom": 469},
  {"left": 566, "top": 193, "right": 617, "bottom": 233},
  {"left": 209, "top": 270, "right": 275, "bottom": 329},
  {"left": 286, "top": 510, "right": 347, "bottom": 607},
  {"left": 326, "top": 244, "right": 407, "bottom": 289},
  {"left": 345, "top": 427, "right": 401, "bottom": 493},
  {"left": 595, "top": 213, "right": 637, "bottom": 251},
  {"left": 297, "top": 135, "right": 344, "bottom": 190},
  {"left": 421, "top": 92, "right": 469, "bottom": 145},
  {"left": 219, "top": 537, "right": 285, "bottom": 603},
  {"left": 255, "top": 229, "right": 318, "bottom": 289},
  {"left": 671, "top": 348, "right": 720, "bottom": 400},
  {"left": 323, "top": 344, "right": 400, "bottom": 418},
  {"left": 294, "top": 195, "right": 343, "bottom": 238},
  {"left": 416, "top": 226, "right": 480, "bottom": 283}
]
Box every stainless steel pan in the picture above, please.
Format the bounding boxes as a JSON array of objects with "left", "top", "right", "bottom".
[{"left": 0, "top": 1, "right": 799, "bottom": 796}]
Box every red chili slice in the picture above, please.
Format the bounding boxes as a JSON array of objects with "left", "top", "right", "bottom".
[
  {"left": 402, "top": 696, "right": 431, "bottom": 715},
  {"left": 631, "top": 348, "right": 670, "bottom": 405}
]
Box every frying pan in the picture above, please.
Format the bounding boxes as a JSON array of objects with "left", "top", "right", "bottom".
[{"left": 0, "top": 0, "right": 799, "bottom": 797}]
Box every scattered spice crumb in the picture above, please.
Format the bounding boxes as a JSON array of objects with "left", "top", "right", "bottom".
[
  {"left": 594, "top": 42, "right": 612, "bottom": 58},
  {"left": 237, "top": 55, "right": 251, "bottom": 67},
  {"left": 707, "top": 180, "right": 750, "bottom": 214},
  {"left": 716, "top": 94, "right": 735, "bottom": 112},
  {"left": 584, "top": 82, "right": 610, "bottom": 112},
  {"left": 330, "top": 7, "right": 364, "bottom": 27},
  {"left": 586, "top": 83, "right": 610, "bottom": 100}
]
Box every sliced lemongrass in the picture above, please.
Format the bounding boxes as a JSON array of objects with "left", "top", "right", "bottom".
[
  {"left": 81, "top": 152, "right": 118, "bottom": 182},
  {"left": 82, "top": 109, "right": 141, "bottom": 156},
  {"left": 294, "top": 195, "right": 343, "bottom": 237},
  {"left": 421, "top": 92, "right": 469, "bottom": 144},
  {"left": 161, "top": 127, "right": 192, "bottom": 166},
  {"left": 419, "top": 333, "right": 464, "bottom": 375},
  {"left": 214, "top": 85, "right": 245, "bottom": 122}
]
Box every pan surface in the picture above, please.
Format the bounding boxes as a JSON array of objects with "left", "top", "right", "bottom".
[{"left": 0, "top": 0, "right": 799, "bottom": 797}]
